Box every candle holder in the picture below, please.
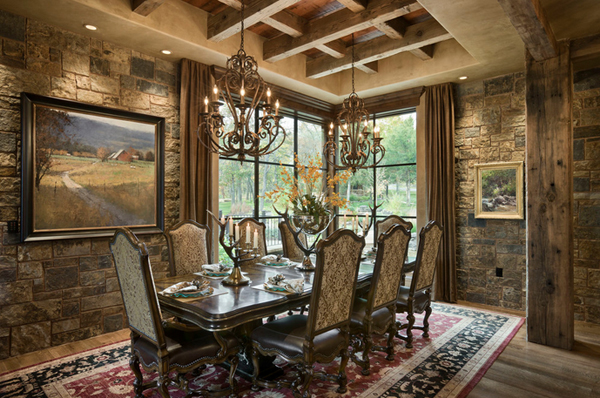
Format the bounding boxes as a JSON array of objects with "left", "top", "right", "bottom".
[
  {"left": 207, "top": 211, "right": 258, "bottom": 286},
  {"left": 273, "top": 206, "right": 333, "bottom": 272}
]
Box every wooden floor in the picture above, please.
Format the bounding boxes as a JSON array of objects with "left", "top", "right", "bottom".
[{"left": 1, "top": 303, "right": 599, "bottom": 397}]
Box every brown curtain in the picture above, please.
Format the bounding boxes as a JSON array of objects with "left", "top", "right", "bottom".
[
  {"left": 424, "top": 84, "right": 457, "bottom": 303},
  {"left": 179, "top": 59, "right": 213, "bottom": 224}
]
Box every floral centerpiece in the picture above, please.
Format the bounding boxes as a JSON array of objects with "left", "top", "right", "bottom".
[{"left": 264, "top": 154, "right": 351, "bottom": 226}]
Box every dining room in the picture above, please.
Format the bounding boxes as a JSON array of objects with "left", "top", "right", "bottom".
[{"left": 0, "top": 0, "right": 599, "bottom": 397}]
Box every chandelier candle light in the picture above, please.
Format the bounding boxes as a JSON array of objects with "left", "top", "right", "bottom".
[
  {"left": 198, "top": 0, "right": 285, "bottom": 161},
  {"left": 324, "top": 34, "right": 385, "bottom": 173}
]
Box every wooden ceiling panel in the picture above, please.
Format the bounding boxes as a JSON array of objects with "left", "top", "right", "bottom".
[
  {"left": 403, "top": 8, "right": 432, "bottom": 24},
  {"left": 339, "top": 26, "right": 384, "bottom": 45},
  {"left": 180, "top": 0, "right": 227, "bottom": 15},
  {"left": 286, "top": 0, "right": 343, "bottom": 20}
]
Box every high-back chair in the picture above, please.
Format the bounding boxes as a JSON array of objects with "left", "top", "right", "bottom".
[
  {"left": 396, "top": 220, "right": 443, "bottom": 348},
  {"left": 350, "top": 224, "right": 411, "bottom": 375},
  {"left": 375, "top": 215, "right": 413, "bottom": 242},
  {"left": 278, "top": 220, "right": 307, "bottom": 260},
  {"left": 238, "top": 218, "right": 267, "bottom": 266},
  {"left": 250, "top": 229, "right": 365, "bottom": 398},
  {"left": 110, "top": 228, "right": 240, "bottom": 398},
  {"left": 165, "top": 219, "right": 211, "bottom": 276}
]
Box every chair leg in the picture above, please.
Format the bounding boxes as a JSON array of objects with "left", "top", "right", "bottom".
[
  {"left": 406, "top": 313, "right": 415, "bottom": 349},
  {"left": 296, "top": 364, "right": 313, "bottom": 398},
  {"left": 423, "top": 305, "right": 432, "bottom": 338},
  {"left": 337, "top": 348, "right": 349, "bottom": 394},
  {"left": 385, "top": 323, "right": 397, "bottom": 361},
  {"left": 157, "top": 375, "right": 170, "bottom": 398},
  {"left": 228, "top": 355, "right": 239, "bottom": 398},
  {"left": 250, "top": 347, "right": 261, "bottom": 392},
  {"left": 360, "top": 335, "right": 372, "bottom": 376},
  {"left": 129, "top": 356, "right": 144, "bottom": 398}
]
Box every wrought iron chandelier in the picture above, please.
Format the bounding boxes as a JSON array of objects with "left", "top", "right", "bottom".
[
  {"left": 198, "top": 0, "right": 285, "bottom": 161},
  {"left": 324, "top": 34, "right": 385, "bottom": 173}
]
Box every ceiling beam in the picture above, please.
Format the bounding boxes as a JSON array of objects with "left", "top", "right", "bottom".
[
  {"left": 216, "top": 0, "right": 306, "bottom": 37},
  {"left": 571, "top": 33, "right": 600, "bottom": 60},
  {"left": 497, "top": 0, "right": 557, "bottom": 61},
  {"left": 374, "top": 17, "right": 409, "bottom": 39},
  {"left": 355, "top": 61, "right": 378, "bottom": 74},
  {"left": 410, "top": 44, "right": 434, "bottom": 60},
  {"left": 316, "top": 40, "right": 347, "bottom": 58},
  {"left": 306, "top": 19, "right": 452, "bottom": 78},
  {"left": 131, "top": 0, "right": 166, "bottom": 16},
  {"left": 208, "top": 0, "right": 302, "bottom": 42},
  {"left": 263, "top": 0, "right": 422, "bottom": 62},
  {"left": 336, "top": 0, "right": 368, "bottom": 12}
]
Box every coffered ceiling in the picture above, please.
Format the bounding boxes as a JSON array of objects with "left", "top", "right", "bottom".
[{"left": 0, "top": 0, "right": 599, "bottom": 103}]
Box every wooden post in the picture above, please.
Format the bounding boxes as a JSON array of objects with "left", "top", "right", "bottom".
[{"left": 525, "top": 41, "right": 574, "bottom": 350}]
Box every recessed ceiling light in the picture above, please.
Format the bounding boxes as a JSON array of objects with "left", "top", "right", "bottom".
[
  {"left": 84, "top": 24, "right": 97, "bottom": 31},
  {"left": 459, "top": 76, "right": 468, "bottom": 80},
  {"left": 161, "top": 50, "right": 172, "bottom": 55}
]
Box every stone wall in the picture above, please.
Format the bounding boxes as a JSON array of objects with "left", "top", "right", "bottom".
[
  {"left": 573, "top": 67, "right": 600, "bottom": 324},
  {"left": 453, "top": 73, "right": 527, "bottom": 311},
  {"left": 0, "top": 10, "right": 181, "bottom": 358}
]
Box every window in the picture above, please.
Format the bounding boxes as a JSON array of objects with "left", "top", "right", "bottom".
[
  {"left": 337, "top": 111, "right": 417, "bottom": 252},
  {"left": 218, "top": 108, "right": 325, "bottom": 255}
]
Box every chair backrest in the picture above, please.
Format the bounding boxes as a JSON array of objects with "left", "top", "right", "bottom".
[
  {"left": 110, "top": 228, "right": 164, "bottom": 346},
  {"left": 238, "top": 218, "right": 267, "bottom": 266},
  {"left": 411, "top": 220, "right": 443, "bottom": 293},
  {"left": 166, "top": 219, "right": 211, "bottom": 276},
  {"left": 375, "top": 215, "right": 413, "bottom": 243},
  {"left": 368, "top": 224, "right": 411, "bottom": 312},
  {"left": 307, "top": 229, "right": 365, "bottom": 339},
  {"left": 279, "top": 221, "right": 307, "bottom": 259}
]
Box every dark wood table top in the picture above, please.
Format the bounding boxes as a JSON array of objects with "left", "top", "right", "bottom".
[{"left": 155, "top": 262, "right": 376, "bottom": 331}]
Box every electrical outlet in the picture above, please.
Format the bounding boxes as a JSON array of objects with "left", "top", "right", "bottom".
[
  {"left": 496, "top": 267, "right": 503, "bottom": 277},
  {"left": 7, "top": 220, "right": 18, "bottom": 234}
]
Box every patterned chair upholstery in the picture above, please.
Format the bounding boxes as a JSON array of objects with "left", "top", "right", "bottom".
[
  {"left": 375, "top": 215, "right": 413, "bottom": 242},
  {"left": 110, "top": 228, "right": 240, "bottom": 398},
  {"left": 279, "top": 221, "right": 308, "bottom": 260},
  {"left": 396, "top": 220, "right": 443, "bottom": 348},
  {"left": 165, "top": 219, "right": 211, "bottom": 276},
  {"left": 350, "top": 224, "right": 411, "bottom": 375},
  {"left": 238, "top": 218, "right": 267, "bottom": 266},
  {"left": 250, "top": 229, "right": 365, "bottom": 398}
]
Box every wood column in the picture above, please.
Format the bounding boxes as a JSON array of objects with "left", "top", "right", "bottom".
[{"left": 525, "top": 41, "right": 574, "bottom": 350}]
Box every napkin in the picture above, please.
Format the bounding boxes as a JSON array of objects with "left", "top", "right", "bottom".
[
  {"left": 265, "top": 273, "right": 304, "bottom": 293},
  {"left": 202, "top": 264, "right": 231, "bottom": 273},
  {"left": 161, "top": 279, "right": 212, "bottom": 295},
  {"left": 261, "top": 255, "right": 289, "bottom": 263}
]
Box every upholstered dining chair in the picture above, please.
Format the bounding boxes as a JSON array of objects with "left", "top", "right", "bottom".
[
  {"left": 350, "top": 223, "right": 411, "bottom": 375},
  {"left": 375, "top": 215, "right": 413, "bottom": 242},
  {"left": 238, "top": 218, "right": 267, "bottom": 266},
  {"left": 250, "top": 229, "right": 365, "bottom": 398},
  {"left": 165, "top": 219, "right": 211, "bottom": 276},
  {"left": 396, "top": 220, "right": 443, "bottom": 349},
  {"left": 110, "top": 228, "right": 240, "bottom": 398},
  {"left": 279, "top": 220, "right": 308, "bottom": 260}
]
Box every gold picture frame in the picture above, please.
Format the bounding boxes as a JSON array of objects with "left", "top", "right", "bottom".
[{"left": 474, "top": 161, "right": 524, "bottom": 220}]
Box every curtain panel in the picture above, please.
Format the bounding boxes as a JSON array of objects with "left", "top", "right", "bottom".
[
  {"left": 424, "top": 84, "right": 457, "bottom": 303},
  {"left": 179, "top": 59, "right": 214, "bottom": 225}
]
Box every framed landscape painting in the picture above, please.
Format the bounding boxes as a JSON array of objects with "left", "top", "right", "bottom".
[
  {"left": 474, "top": 161, "right": 524, "bottom": 220},
  {"left": 21, "top": 93, "right": 165, "bottom": 242}
]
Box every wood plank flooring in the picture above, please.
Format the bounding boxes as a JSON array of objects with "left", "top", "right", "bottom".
[{"left": 1, "top": 303, "right": 599, "bottom": 397}]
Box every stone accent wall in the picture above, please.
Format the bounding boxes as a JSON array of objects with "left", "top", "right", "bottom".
[
  {"left": 453, "top": 73, "right": 527, "bottom": 311},
  {"left": 573, "top": 67, "right": 600, "bottom": 324},
  {"left": 0, "top": 10, "right": 181, "bottom": 358}
]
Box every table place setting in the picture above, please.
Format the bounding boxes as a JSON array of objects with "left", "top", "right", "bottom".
[
  {"left": 259, "top": 254, "right": 292, "bottom": 267},
  {"left": 194, "top": 263, "right": 234, "bottom": 279},
  {"left": 159, "top": 279, "right": 214, "bottom": 298},
  {"left": 251, "top": 273, "right": 307, "bottom": 295}
]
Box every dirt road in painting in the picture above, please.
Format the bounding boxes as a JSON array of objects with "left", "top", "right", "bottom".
[{"left": 61, "top": 171, "right": 146, "bottom": 225}]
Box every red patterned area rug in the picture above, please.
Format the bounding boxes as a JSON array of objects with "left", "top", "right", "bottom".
[{"left": 0, "top": 304, "right": 523, "bottom": 398}]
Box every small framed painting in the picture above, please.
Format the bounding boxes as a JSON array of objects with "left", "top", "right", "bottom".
[
  {"left": 474, "top": 161, "right": 524, "bottom": 220},
  {"left": 21, "top": 93, "right": 165, "bottom": 242}
]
